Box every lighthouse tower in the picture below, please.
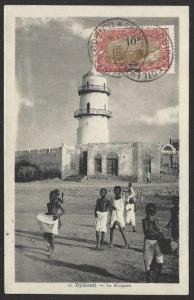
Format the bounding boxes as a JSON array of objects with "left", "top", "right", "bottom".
[{"left": 74, "top": 66, "right": 112, "bottom": 144}]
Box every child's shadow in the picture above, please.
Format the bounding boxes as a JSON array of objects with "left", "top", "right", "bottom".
[
  {"left": 15, "top": 229, "right": 42, "bottom": 237},
  {"left": 59, "top": 235, "right": 95, "bottom": 245},
  {"left": 22, "top": 252, "right": 128, "bottom": 282},
  {"left": 15, "top": 244, "right": 47, "bottom": 256},
  {"left": 113, "top": 244, "right": 142, "bottom": 253},
  {"left": 15, "top": 229, "right": 95, "bottom": 251},
  {"left": 72, "top": 223, "right": 93, "bottom": 228}
]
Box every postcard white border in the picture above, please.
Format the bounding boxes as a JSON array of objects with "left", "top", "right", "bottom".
[{"left": 4, "top": 5, "right": 189, "bottom": 295}]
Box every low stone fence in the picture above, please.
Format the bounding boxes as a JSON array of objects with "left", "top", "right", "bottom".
[{"left": 134, "top": 185, "right": 179, "bottom": 198}]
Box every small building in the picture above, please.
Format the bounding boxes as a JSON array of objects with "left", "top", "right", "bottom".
[{"left": 75, "top": 142, "right": 161, "bottom": 182}]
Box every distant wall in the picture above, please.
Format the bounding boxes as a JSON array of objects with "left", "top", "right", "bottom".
[
  {"left": 15, "top": 145, "right": 77, "bottom": 181},
  {"left": 15, "top": 147, "right": 62, "bottom": 180}
]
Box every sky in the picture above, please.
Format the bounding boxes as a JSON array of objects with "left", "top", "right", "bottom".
[{"left": 15, "top": 17, "right": 179, "bottom": 150}]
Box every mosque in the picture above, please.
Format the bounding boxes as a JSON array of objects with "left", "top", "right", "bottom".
[{"left": 15, "top": 67, "right": 179, "bottom": 182}]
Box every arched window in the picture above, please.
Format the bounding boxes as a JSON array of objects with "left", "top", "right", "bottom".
[
  {"left": 161, "top": 144, "right": 176, "bottom": 154},
  {"left": 164, "top": 145, "right": 173, "bottom": 151},
  {"left": 87, "top": 102, "right": 90, "bottom": 113},
  {"left": 107, "top": 153, "right": 118, "bottom": 176},
  {"left": 94, "top": 154, "right": 102, "bottom": 173}
]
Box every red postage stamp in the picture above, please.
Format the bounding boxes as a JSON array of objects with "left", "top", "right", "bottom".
[{"left": 95, "top": 26, "right": 172, "bottom": 74}]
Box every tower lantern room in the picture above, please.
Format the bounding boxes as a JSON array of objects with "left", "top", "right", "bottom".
[{"left": 74, "top": 66, "right": 112, "bottom": 144}]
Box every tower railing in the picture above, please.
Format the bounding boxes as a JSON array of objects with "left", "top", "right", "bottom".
[
  {"left": 78, "top": 84, "right": 111, "bottom": 95},
  {"left": 74, "top": 108, "right": 112, "bottom": 118}
]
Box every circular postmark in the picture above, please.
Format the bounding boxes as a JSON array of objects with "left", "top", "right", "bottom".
[
  {"left": 88, "top": 18, "right": 148, "bottom": 78},
  {"left": 122, "top": 26, "right": 174, "bottom": 82},
  {"left": 88, "top": 19, "right": 173, "bottom": 82}
]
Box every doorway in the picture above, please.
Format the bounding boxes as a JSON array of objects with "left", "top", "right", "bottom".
[
  {"left": 107, "top": 153, "right": 118, "bottom": 176},
  {"left": 143, "top": 154, "right": 151, "bottom": 174},
  {"left": 94, "top": 154, "right": 102, "bottom": 173},
  {"left": 79, "top": 151, "right": 87, "bottom": 175}
]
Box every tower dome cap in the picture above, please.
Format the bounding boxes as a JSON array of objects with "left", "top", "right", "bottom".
[{"left": 83, "top": 65, "right": 105, "bottom": 78}]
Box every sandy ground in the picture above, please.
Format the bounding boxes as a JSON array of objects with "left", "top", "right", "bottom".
[{"left": 15, "top": 180, "right": 179, "bottom": 283}]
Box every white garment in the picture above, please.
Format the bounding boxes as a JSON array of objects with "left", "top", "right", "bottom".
[
  {"left": 125, "top": 187, "right": 136, "bottom": 202},
  {"left": 37, "top": 212, "right": 59, "bottom": 235},
  {"left": 143, "top": 239, "right": 163, "bottom": 271},
  {"left": 125, "top": 203, "right": 136, "bottom": 226},
  {"left": 110, "top": 196, "right": 125, "bottom": 228},
  {"left": 95, "top": 211, "right": 108, "bottom": 233}
]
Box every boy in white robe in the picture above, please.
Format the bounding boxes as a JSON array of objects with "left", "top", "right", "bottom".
[
  {"left": 123, "top": 181, "right": 136, "bottom": 201},
  {"left": 125, "top": 198, "right": 136, "bottom": 232},
  {"left": 109, "top": 186, "right": 129, "bottom": 249},
  {"left": 95, "top": 188, "right": 112, "bottom": 250}
]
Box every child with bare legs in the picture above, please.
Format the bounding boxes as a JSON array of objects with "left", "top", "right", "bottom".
[
  {"left": 95, "top": 188, "right": 112, "bottom": 250},
  {"left": 109, "top": 186, "right": 129, "bottom": 249}
]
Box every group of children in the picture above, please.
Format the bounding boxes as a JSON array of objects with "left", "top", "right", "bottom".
[
  {"left": 94, "top": 183, "right": 179, "bottom": 282},
  {"left": 37, "top": 182, "right": 179, "bottom": 283},
  {"left": 94, "top": 183, "right": 136, "bottom": 251}
]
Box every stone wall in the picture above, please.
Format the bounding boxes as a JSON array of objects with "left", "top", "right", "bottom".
[
  {"left": 15, "top": 147, "right": 63, "bottom": 179},
  {"left": 15, "top": 141, "right": 178, "bottom": 182},
  {"left": 15, "top": 145, "right": 76, "bottom": 180}
]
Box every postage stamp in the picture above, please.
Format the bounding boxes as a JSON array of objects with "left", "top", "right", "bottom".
[{"left": 91, "top": 22, "right": 175, "bottom": 81}]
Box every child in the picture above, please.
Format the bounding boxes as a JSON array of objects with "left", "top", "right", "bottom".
[
  {"left": 167, "top": 195, "right": 179, "bottom": 253},
  {"left": 142, "top": 203, "right": 163, "bottom": 283},
  {"left": 49, "top": 190, "right": 64, "bottom": 229},
  {"left": 125, "top": 198, "right": 136, "bottom": 232},
  {"left": 109, "top": 186, "right": 129, "bottom": 249},
  {"left": 95, "top": 188, "right": 112, "bottom": 250},
  {"left": 123, "top": 181, "right": 136, "bottom": 202},
  {"left": 37, "top": 190, "right": 65, "bottom": 257}
]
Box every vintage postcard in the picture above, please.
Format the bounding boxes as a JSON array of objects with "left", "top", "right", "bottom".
[{"left": 4, "top": 5, "right": 189, "bottom": 295}]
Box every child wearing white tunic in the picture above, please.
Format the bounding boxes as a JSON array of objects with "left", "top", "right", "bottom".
[
  {"left": 123, "top": 181, "right": 136, "bottom": 202},
  {"left": 95, "top": 188, "right": 112, "bottom": 250},
  {"left": 109, "top": 186, "right": 129, "bottom": 249},
  {"left": 125, "top": 198, "right": 136, "bottom": 232}
]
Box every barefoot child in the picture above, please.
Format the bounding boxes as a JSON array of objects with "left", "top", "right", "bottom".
[
  {"left": 95, "top": 188, "right": 112, "bottom": 250},
  {"left": 109, "top": 186, "right": 129, "bottom": 249},
  {"left": 37, "top": 189, "right": 65, "bottom": 257},
  {"left": 125, "top": 198, "right": 136, "bottom": 232},
  {"left": 142, "top": 203, "right": 163, "bottom": 283}
]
